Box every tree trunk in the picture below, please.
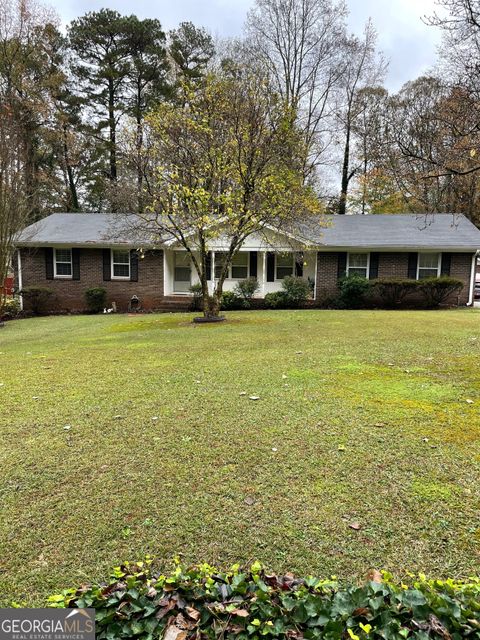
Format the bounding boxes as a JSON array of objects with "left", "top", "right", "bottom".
[
  {"left": 338, "top": 122, "right": 351, "bottom": 215},
  {"left": 63, "top": 124, "right": 79, "bottom": 211},
  {"left": 108, "top": 76, "right": 117, "bottom": 211},
  {"left": 136, "top": 111, "right": 143, "bottom": 214}
]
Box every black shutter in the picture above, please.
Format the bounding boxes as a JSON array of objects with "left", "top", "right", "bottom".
[
  {"left": 407, "top": 252, "right": 418, "bottom": 279},
  {"left": 206, "top": 252, "right": 212, "bottom": 280},
  {"left": 103, "top": 249, "right": 111, "bottom": 281},
  {"left": 441, "top": 252, "right": 451, "bottom": 276},
  {"left": 45, "top": 248, "right": 54, "bottom": 280},
  {"left": 267, "top": 252, "right": 275, "bottom": 282},
  {"left": 249, "top": 251, "right": 258, "bottom": 278},
  {"left": 337, "top": 252, "right": 347, "bottom": 280},
  {"left": 72, "top": 248, "right": 80, "bottom": 280},
  {"left": 369, "top": 252, "right": 379, "bottom": 280},
  {"left": 295, "top": 252, "right": 303, "bottom": 277},
  {"left": 130, "top": 250, "right": 138, "bottom": 282}
]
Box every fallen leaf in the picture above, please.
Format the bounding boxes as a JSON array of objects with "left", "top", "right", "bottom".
[
  {"left": 231, "top": 609, "right": 249, "bottom": 617},
  {"left": 163, "top": 624, "right": 187, "bottom": 640},
  {"left": 239, "top": 391, "right": 246, "bottom": 396},
  {"left": 338, "top": 445, "right": 346, "bottom": 451},
  {"left": 466, "top": 399, "right": 474, "bottom": 404},
  {"left": 185, "top": 607, "right": 200, "bottom": 621},
  {"left": 249, "top": 396, "right": 260, "bottom": 400},
  {"left": 244, "top": 496, "right": 255, "bottom": 505},
  {"left": 374, "top": 422, "right": 385, "bottom": 428},
  {"left": 349, "top": 522, "right": 361, "bottom": 531},
  {"left": 366, "top": 569, "right": 382, "bottom": 583}
]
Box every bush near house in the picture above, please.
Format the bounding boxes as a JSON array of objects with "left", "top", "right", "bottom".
[
  {"left": 234, "top": 277, "right": 260, "bottom": 307},
  {"left": 372, "top": 278, "right": 420, "bottom": 308},
  {"left": 48, "top": 559, "right": 480, "bottom": 640},
  {"left": 265, "top": 276, "right": 311, "bottom": 309},
  {"left": 221, "top": 290, "right": 246, "bottom": 310},
  {"left": 419, "top": 276, "right": 464, "bottom": 308},
  {"left": 85, "top": 287, "right": 107, "bottom": 314},
  {"left": 338, "top": 274, "right": 373, "bottom": 309},
  {"left": 0, "top": 297, "right": 21, "bottom": 320},
  {"left": 20, "top": 286, "right": 54, "bottom": 315}
]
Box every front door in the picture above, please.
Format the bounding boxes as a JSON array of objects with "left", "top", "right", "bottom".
[{"left": 174, "top": 252, "right": 191, "bottom": 293}]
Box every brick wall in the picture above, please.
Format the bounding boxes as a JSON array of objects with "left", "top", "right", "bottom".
[
  {"left": 316, "top": 251, "right": 474, "bottom": 306},
  {"left": 18, "top": 247, "right": 164, "bottom": 312}
]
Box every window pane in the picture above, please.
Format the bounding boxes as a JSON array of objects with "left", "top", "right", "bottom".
[
  {"left": 113, "top": 250, "right": 130, "bottom": 264},
  {"left": 277, "top": 266, "right": 293, "bottom": 279},
  {"left": 56, "top": 249, "right": 72, "bottom": 263},
  {"left": 349, "top": 253, "right": 368, "bottom": 268},
  {"left": 214, "top": 252, "right": 227, "bottom": 279},
  {"left": 56, "top": 262, "right": 72, "bottom": 276},
  {"left": 232, "top": 252, "right": 248, "bottom": 266},
  {"left": 232, "top": 266, "right": 248, "bottom": 279},
  {"left": 418, "top": 253, "right": 439, "bottom": 269},
  {"left": 113, "top": 263, "right": 130, "bottom": 277},
  {"left": 349, "top": 267, "right": 367, "bottom": 277},
  {"left": 418, "top": 268, "right": 438, "bottom": 279},
  {"left": 277, "top": 254, "right": 293, "bottom": 267}
]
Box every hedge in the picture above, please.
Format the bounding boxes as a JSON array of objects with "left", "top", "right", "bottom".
[{"left": 48, "top": 559, "right": 480, "bottom": 640}]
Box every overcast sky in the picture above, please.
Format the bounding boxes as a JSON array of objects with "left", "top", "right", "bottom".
[{"left": 52, "top": 0, "right": 442, "bottom": 92}]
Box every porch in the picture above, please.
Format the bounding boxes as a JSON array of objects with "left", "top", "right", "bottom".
[{"left": 163, "top": 249, "right": 317, "bottom": 298}]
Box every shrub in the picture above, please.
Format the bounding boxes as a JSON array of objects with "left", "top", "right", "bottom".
[
  {"left": 48, "top": 559, "right": 480, "bottom": 640},
  {"left": 338, "top": 274, "right": 372, "bottom": 309},
  {"left": 220, "top": 290, "right": 245, "bottom": 310},
  {"left": 20, "top": 286, "right": 54, "bottom": 315},
  {"left": 264, "top": 291, "right": 289, "bottom": 309},
  {"left": 85, "top": 287, "right": 107, "bottom": 314},
  {"left": 281, "top": 275, "right": 311, "bottom": 307},
  {"left": 419, "top": 276, "right": 464, "bottom": 308},
  {"left": 189, "top": 283, "right": 203, "bottom": 312},
  {"left": 234, "top": 278, "right": 259, "bottom": 307},
  {"left": 1, "top": 297, "right": 21, "bottom": 320},
  {"left": 373, "top": 278, "right": 420, "bottom": 308}
]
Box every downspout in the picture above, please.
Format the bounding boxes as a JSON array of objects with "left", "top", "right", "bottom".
[
  {"left": 467, "top": 250, "right": 479, "bottom": 306},
  {"left": 17, "top": 249, "right": 23, "bottom": 311},
  {"left": 313, "top": 250, "right": 318, "bottom": 303}
]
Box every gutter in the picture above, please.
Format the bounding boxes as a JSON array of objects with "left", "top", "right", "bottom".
[{"left": 467, "top": 250, "right": 480, "bottom": 306}]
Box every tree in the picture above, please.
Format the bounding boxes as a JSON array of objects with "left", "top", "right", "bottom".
[
  {"left": 0, "top": 105, "right": 28, "bottom": 313},
  {"left": 137, "top": 71, "right": 320, "bottom": 318},
  {"left": 124, "top": 17, "right": 170, "bottom": 213},
  {"left": 169, "top": 22, "right": 215, "bottom": 86},
  {"left": 0, "top": 0, "right": 62, "bottom": 218},
  {"left": 335, "top": 21, "right": 386, "bottom": 214},
  {"left": 245, "top": 0, "right": 348, "bottom": 183},
  {"left": 68, "top": 10, "right": 133, "bottom": 208}
]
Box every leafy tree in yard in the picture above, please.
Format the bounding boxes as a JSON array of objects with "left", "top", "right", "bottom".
[{"left": 137, "top": 71, "right": 320, "bottom": 318}]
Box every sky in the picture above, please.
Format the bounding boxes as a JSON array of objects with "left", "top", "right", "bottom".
[{"left": 51, "top": 0, "right": 442, "bottom": 92}]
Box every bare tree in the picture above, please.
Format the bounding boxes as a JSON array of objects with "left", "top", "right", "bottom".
[
  {"left": 335, "top": 20, "right": 387, "bottom": 214},
  {"left": 245, "top": 0, "right": 348, "bottom": 183}
]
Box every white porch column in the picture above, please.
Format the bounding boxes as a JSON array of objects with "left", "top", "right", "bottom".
[
  {"left": 261, "top": 251, "right": 266, "bottom": 297},
  {"left": 210, "top": 251, "right": 215, "bottom": 296}
]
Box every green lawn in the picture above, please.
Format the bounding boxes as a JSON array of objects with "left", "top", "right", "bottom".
[{"left": 0, "top": 309, "right": 479, "bottom": 605}]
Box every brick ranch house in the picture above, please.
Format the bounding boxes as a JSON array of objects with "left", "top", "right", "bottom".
[{"left": 14, "top": 212, "right": 480, "bottom": 312}]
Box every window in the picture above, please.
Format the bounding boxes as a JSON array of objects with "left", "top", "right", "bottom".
[
  {"left": 54, "top": 248, "right": 72, "bottom": 278},
  {"left": 213, "top": 252, "right": 249, "bottom": 279},
  {"left": 231, "top": 252, "right": 248, "bottom": 279},
  {"left": 112, "top": 250, "right": 130, "bottom": 279},
  {"left": 417, "top": 253, "right": 440, "bottom": 279},
  {"left": 347, "top": 253, "right": 369, "bottom": 278},
  {"left": 276, "top": 253, "right": 294, "bottom": 280}
]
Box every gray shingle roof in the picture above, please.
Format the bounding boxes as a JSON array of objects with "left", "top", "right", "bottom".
[{"left": 16, "top": 212, "right": 480, "bottom": 251}]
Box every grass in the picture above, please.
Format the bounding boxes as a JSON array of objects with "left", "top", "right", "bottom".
[{"left": 0, "top": 309, "right": 479, "bottom": 605}]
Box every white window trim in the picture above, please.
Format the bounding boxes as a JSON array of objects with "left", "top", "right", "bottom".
[
  {"left": 213, "top": 252, "right": 250, "bottom": 280},
  {"left": 347, "top": 252, "right": 370, "bottom": 278},
  {"left": 111, "top": 249, "right": 131, "bottom": 280},
  {"left": 275, "top": 253, "right": 296, "bottom": 281},
  {"left": 416, "top": 252, "right": 441, "bottom": 280},
  {"left": 54, "top": 248, "right": 73, "bottom": 279}
]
